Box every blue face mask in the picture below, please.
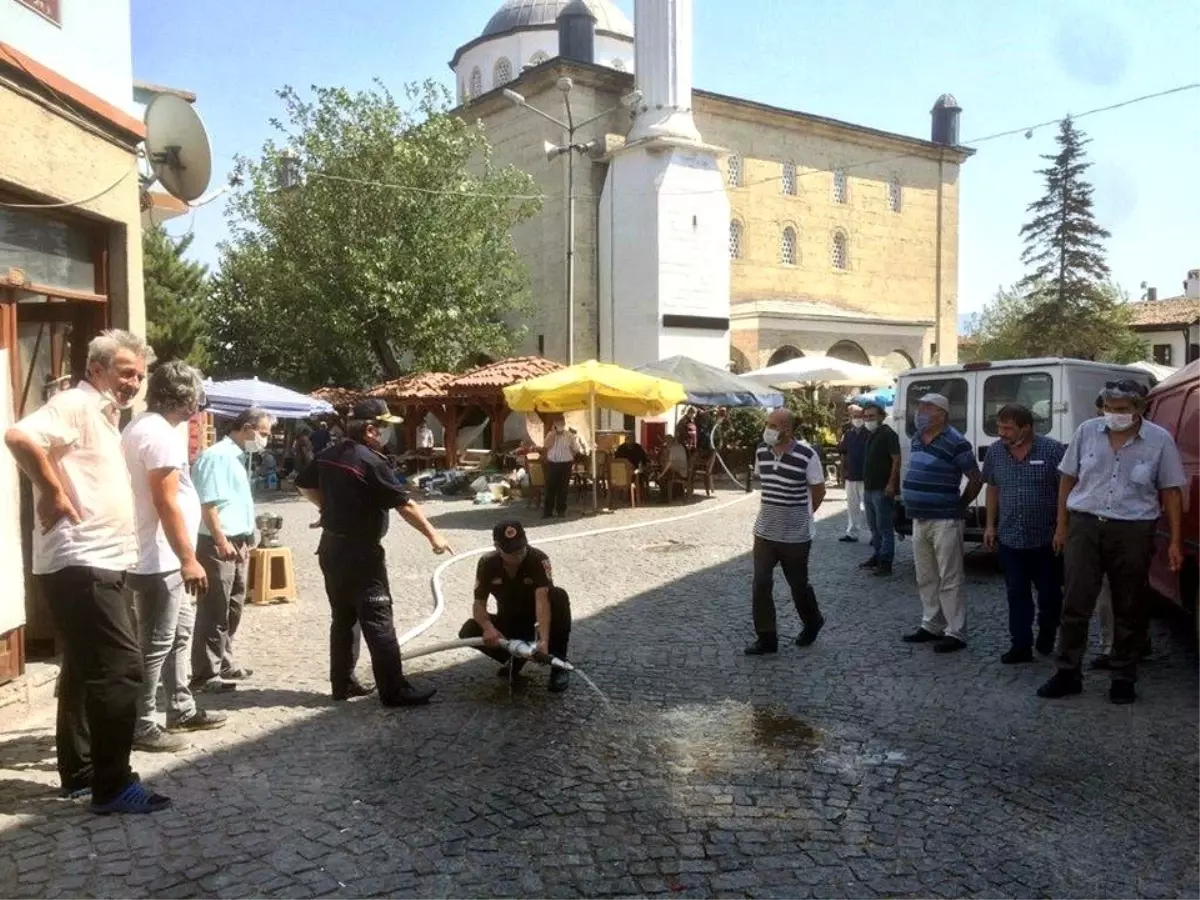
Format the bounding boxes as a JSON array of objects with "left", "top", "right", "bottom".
[{"left": 913, "top": 412, "right": 932, "bottom": 431}]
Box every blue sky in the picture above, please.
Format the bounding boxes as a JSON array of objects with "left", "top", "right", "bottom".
[{"left": 131, "top": 0, "right": 1200, "bottom": 329}]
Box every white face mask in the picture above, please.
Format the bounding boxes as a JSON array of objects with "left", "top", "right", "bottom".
[
  {"left": 864, "top": 419, "right": 880, "bottom": 433},
  {"left": 377, "top": 425, "right": 394, "bottom": 446},
  {"left": 762, "top": 427, "right": 781, "bottom": 445},
  {"left": 1104, "top": 412, "right": 1136, "bottom": 432},
  {"left": 850, "top": 418, "right": 864, "bottom": 429},
  {"left": 243, "top": 433, "right": 268, "bottom": 454}
]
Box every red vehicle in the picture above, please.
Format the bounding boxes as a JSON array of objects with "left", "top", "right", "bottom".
[{"left": 1144, "top": 360, "right": 1199, "bottom": 624}]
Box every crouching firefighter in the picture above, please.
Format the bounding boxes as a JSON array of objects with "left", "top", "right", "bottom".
[
  {"left": 460, "top": 520, "right": 572, "bottom": 692},
  {"left": 296, "top": 399, "right": 452, "bottom": 707}
]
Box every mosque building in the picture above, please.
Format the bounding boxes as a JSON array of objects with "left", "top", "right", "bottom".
[{"left": 450, "top": 0, "right": 973, "bottom": 375}]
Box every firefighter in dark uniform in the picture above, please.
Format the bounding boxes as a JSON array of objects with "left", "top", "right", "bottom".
[
  {"left": 296, "top": 399, "right": 452, "bottom": 706},
  {"left": 459, "top": 520, "right": 572, "bottom": 692}
]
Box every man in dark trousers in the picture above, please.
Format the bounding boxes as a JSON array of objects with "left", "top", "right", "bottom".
[
  {"left": 459, "top": 520, "right": 572, "bottom": 692},
  {"left": 296, "top": 399, "right": 453, "bottom": 706}
]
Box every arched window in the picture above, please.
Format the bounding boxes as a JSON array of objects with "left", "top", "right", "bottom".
[
  {"left": 729, "top": 220, "right": 744, "bottom": 259},
  {"left": 469, "top": 67, "right": 483, "bottom": 98},
  {"left": 883, "top": 349, "right": 915, "bottom": 374},
  {"left": 768, "top": 346, "right": 803, "bottom": 366},
  {"left": 781, "top": 160, "right": 797, "bottom": 196},
  {"left": 727, "top": 154, "right": 742, "bottom": 187},
  {"left": 888, "top": 175, "right": 902, "bottom": 212},
  {"left": 528, "top": 50, "right": 550, "bottom": 67},
  {"left": 827, "top": 340, "right": 870, "bottom": 365},
  {"left": 729, "top": 347, "right": 751, "bottom": 375},
  {"left": 780, "top": 226, "right": 797, "bottom": 265},
  {"left": 832, "top": 168, "right": 848, "bottom": 204},
  {"left": 493, "top": 57, "right": 513, "bottom": 86},
  {"left": 612, "top": 58, "right": 627, "bottom": 71},
  {"left": 831, "top": 230, "right": 848, "bottom": 270}
]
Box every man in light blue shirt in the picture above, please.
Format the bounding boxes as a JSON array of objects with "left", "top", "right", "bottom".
[
  {"left": 191, "top": 407, "right": 275, "bottom": 691},
  {"left": 1038, "top": 380, "right": 1186, "bottom": 705}
]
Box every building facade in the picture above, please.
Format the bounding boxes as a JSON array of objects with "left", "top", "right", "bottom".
[
  {"left": 0, "top": 0, "right": 146, "bottom": 684},
  {"left": 1132, "top": 270, "right": 1200, "bottom": 368},
  {"left": 451, "top": 0, "right": 971, "bottom": 379}
]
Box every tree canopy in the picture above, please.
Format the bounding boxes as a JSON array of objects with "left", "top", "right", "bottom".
[
  {"left": 205, "top": 79, "right": 542, "bottom": 388},
  {"left": 143, "top": 225, "right": 210, "bottom": 368}
]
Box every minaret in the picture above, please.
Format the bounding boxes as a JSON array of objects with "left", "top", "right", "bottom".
[{"left": 599, "top": 0, "right": 730, "bottom": 376}]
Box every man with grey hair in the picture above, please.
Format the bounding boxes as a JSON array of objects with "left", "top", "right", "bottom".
[
  {"left": 123, "top": 361, "right": 227, "bottom": 752},
  {"left": 191, "top": 407, "right": 275, "bottom": 691},
  {"left": 5, "top": 329, "right": 173, "bottom": 813},
  {"left": 1039, "top": 379, "right": 1185, "bottom": 704}
]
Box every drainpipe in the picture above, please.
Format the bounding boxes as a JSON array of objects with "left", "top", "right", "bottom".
[{"left": 934, "top": 150, "right": 945, "bottom": 365}]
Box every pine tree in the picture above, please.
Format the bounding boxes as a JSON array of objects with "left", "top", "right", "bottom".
[{"left": 143, "top": 225, "right": 210, "bottom": 368}]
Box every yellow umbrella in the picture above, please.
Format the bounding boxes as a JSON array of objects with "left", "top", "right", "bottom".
[{"left": 504, "top": 360, "right": 687, "bottom": 509}]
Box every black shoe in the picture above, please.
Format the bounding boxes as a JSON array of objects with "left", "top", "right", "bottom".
[
  {"left": 858, "top": 557, "right": 879, "bottom": 569},
  {"left": 933, "top": 636, "right": 967, "bottom": 654},
  {"left": 1000, "top": 646, "right": 1034, "bottom": 665},
  {"left": 332, "top": 682, "right": 376, "bottom": 701},
  {"left": 1109, "top": 680, "right": 1136, "bottom": 705},
  {"left": 496, "top": 659, "right": 527, "bottom": 679},
  {"left": 1034, "top": 630, "right": 1056, "bottom": 657},
  {"left": 1089, "top": 654, "right": 1113, "bottom": 671},
  {"left": 548, "top": 669, "right": 571, "bottom": 693},
  {"left": 795, "top": 617, "right": 825, "bottom": 648},
  {"left": 872, "top": 564, "right": 893, "bottom": 577},
  {"left": 838, "top": 535, "right": 858, "bottom": 543},
  {"left": 744, "top": 635, "right": 778, "bottom": 655},
  {"left": 166, "top": 709, "right": 227, "bottom": 732},
  {"left": 902, "top": 628, "right": 941, "bottom": 644},
  {"left": 220, "top": 667, "right": 254, "bottom": 681},
  {"left": 1037, "top": 669, "right": 1083, "bottom": 699},
  {"left": 190, "top": 677, "right": 236, "bottom": 694},
  {"left": 381, "top": 680, "right": 436, "bottom": 707}
]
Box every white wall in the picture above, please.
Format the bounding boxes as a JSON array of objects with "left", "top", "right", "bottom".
[
  {"left": 0, "top": 350, "right": 24, "bottom": 634},
  {"left": 0, "top": 0, "right": 134, "bottom": 113},
  {"left": 455, "top": 33, "right": 634, "bottom": 101},
  {"left": 1139, "top": 326, "right": 1195, "bottom": 368}
]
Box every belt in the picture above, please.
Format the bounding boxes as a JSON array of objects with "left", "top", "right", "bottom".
[
  {"left": 201, "top": 532, "right": 253, "bottom": 544},
  {"left": 1073, "top": 511, "right": 1152, "bottom": 525}
]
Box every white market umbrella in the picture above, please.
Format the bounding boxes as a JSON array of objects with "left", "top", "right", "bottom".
[{"left": 744, "top": 354, "right": 897, "bottom": 390}]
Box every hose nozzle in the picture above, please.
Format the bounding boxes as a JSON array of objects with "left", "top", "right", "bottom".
[{"left": 499, "top": 638, "right": 575, "bottom": 671}]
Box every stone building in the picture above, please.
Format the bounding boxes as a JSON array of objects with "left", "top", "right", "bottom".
[
  {"left": 450, "top": 0, "right": 973, "bottom": 377},
  {"left": 0, "top": 0, "right": 148, "bottom": 688}
]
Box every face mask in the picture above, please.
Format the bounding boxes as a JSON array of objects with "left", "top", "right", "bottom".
[
  {"left": 554, "top": 424, "right": 564, "bottom": 433},
  {"left": 850, "top": 418, "right": 864, "bottom": 429},
  {"left": 377, "top": 425, "right": 394, "bottom": 446},
  {"left": 864, "top": 420, "right": 880, "bottom": 433},
  {"left": 914, "top": 412, "right": 932, "bottom": 431},
  {"left": 762, "top": 427, "right": 781, "bottom": 445},
  {"left": 1104, "top": 412, "right": 1135, "bottom": 432},
  {"left": 244, "top": 434, "right": 267, "bottom": 454}
]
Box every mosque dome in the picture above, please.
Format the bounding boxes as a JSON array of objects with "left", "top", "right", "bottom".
[{"left": 481, "top": 0, "right": 633, "bottom": 39}]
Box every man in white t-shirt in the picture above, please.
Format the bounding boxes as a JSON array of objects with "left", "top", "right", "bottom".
[{"left": 122, "top": 362, "right": 226, "bottom": 752}]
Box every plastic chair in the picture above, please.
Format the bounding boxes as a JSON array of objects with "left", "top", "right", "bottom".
[
  {"left": 247, "top": 547, "right": 298, "bottom": 605},
  {"left": 526, "top": 460, "right": 546, "bottom": 508},
  {"left": 608, "top": 458, "right": 639, "bottom": 508}
]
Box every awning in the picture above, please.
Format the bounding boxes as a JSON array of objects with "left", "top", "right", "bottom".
[
  {"left": 634, "top": 355, "right": 783, "bottom": 408},
  {"left": 203, "top": 377, "right": 335, "bottom": 420}
]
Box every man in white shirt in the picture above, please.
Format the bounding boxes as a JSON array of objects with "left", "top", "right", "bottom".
[
  {"left": 5, "top": 329, "right": 172, "bottom": 815},
  {"left": 416, "top": 420, "right": 434, "bottom": 450},
  {"left": 542, "top": 416, "right": 582, "bottom": 519},
  {"left": 123, "top": 361, "right": 227, "bottom": 753}
]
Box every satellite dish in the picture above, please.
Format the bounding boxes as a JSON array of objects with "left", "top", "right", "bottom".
[{"left": 143, "top": 94, "right": 212, "bottom": 203}]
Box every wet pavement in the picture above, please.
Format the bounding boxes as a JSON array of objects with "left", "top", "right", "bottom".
[{"left": 1, "top": 487, "right": 1197, "bottom": 898}]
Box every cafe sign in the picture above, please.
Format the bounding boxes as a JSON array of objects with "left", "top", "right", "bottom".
[{"left": 13, "top": 0, "right": 60, "bottom": 25}]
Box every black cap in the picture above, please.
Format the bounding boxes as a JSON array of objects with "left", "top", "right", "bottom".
[
  {"left": 493, "top": 520, "right": 528, "bottom": 554},
  {"left": 352, "top": 398, "right": 403, "bottom": 424}
]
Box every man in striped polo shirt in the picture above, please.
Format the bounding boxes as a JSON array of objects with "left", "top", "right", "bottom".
[
  {"left": 900, "top": 393, "right": 982, "bottom": 653},
  {"left": 745, "top": 408, "right": 827, "bottom": 655}
]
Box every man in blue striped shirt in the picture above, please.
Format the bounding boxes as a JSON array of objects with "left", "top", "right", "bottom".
[
  {"left": 745, "top": 408, "right": 827, "bottom": 655},
  {"left": 900, "top": 393, "right": 982, "bottom": 653}
]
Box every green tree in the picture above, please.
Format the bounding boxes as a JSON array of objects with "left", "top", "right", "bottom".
[
  {"left": 206, "top": 80, "right": 541, "bottom": 388},
  {"left": 143, "top": 224, "right": 210, "bottom": 367}
]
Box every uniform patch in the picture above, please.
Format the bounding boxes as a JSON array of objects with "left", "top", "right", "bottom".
[
  {"left": 491, "top": 577, "right": 503, "bottom": 585},
  {"left": 523, "top": 577, "right": 534, "bottom": 585},
  {"left": 504, "top": 525, "right": 518, "bottom": 539},
  {"left": 542, "top": 559, "right": 552, "bottom": 578}
]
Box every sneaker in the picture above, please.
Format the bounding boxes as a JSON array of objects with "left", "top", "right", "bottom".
[
  {"left": 795, "top": 617, "right": 825, "bottom": 648},
  {"left": 743, "top": 635, "right": 778, "bottom": 656},
  {"left": 380, "top": 680, "right": 436, "bottom": 707},
  {"left": 858, "top": 557, "right": 879, "bottom": 570},
  {"left": 1000, "top": 646, "right": 1034, "bottom": 665},
  {"left": 167, "top": 709, "right": 227, "bottom": 732},
  {"left": 133, "top": 727, "right": 188, "bottom": 752},
  {"left": 838, "top": 535, "right": 858, "bottom": 543},
  {"left": 933, "top": 636, "right": 967, "bottom": 654},
  {"left": 91, "top": 779, "right": 171, "bottom": 815},
  {"left": 548, "top": 669, "right": 571, "bottom": 693},
  {"left": 901, "top": 628, "right": 941, "bottom": 644},
  {"left": 220, "top": 667, "right": 254, "bottom": 680},
  {"left": 1035, "top": 629, "right": 1057, "bottom": 656},
  {"left": 496, "top": 659, "right": 528, "bottom": 679},
  {"left": 190, "top": 677, "right": 236, "bottom": 694},
  {"left": 872, "top": 564, "right": 893, "bottom": 577},
  {"left": 1109, "top": 680, "right": 1136, "bottom": 705},
  {"left": 1037, "top": 669, "right": 1083, "bottom": 699},
  {"left": 332, "top": 682, "right": 376, "bottom": 701},
  {"left": 1089, "top": 654, "right": 1113, "bottom": 671}
]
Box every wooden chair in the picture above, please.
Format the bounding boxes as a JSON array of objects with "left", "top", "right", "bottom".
[
  {"left": 608, "top": 458, "right": 639, "bottom": 508},
  {"left": 525, "top": 460, "right": 546, "bottom": 508}
]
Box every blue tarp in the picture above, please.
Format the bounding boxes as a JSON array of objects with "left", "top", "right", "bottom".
[
  {"left": 635, "top": 356, "right": 783, "bottom": 408},
  {"left": 202, "top": 378, "right": 335, "bottom": 420},
  {"left": 851, "top": 387, "right": 896, "bottom": 408}
]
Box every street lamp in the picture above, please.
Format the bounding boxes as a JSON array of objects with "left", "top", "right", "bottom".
[{"left": 505, "top": 81, "right": 642, "bottom": 365}]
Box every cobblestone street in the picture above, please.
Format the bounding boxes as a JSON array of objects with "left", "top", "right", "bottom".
[{"left": 1, "top": 489, "right": 1197, "bottom": 899}]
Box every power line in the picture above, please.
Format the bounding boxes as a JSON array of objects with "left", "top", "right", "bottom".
[{"left": 0, "top": 167, "right": 137, "bottom": 209}]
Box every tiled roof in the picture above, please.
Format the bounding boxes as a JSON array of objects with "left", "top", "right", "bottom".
[
  {"left": 311, "top": 387, "right": 362, "bottom": 407},
  {"left": 1130, "top": 296, "right": 1200, "bottom": 329},
  {"left": 446, "top": 356, "right": 563, "bottom": 395},
  {"left": 368, "top": 372, "right": 456, "bottom": 401}
]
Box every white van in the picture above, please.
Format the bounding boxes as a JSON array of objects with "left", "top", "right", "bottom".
[{"left": 892, "top": 357, "right": 1155, "bottom": 543}]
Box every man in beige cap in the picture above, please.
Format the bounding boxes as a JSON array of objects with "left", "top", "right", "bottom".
[{"left": 900, "top": 392, "right": 982, "bottom": 653}]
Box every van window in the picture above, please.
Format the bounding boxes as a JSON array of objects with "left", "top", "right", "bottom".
[
  {"left": 983, "top": 373, "right": 1053, "bottom": 436},
  {"left": 905, "top": 378, "right": 968, "bottom": 436}
]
